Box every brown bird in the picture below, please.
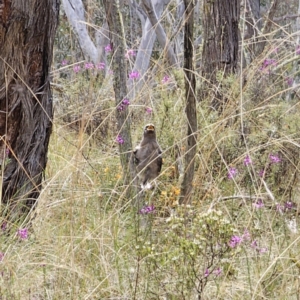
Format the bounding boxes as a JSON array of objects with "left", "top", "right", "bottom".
[{"left": 134, "top": 124, "right": 162, "bottom": 189}]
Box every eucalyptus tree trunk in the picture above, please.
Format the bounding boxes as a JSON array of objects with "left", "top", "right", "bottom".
[
  {"left": 104, "top": 0, "right": 136, "bottom": 195},
  {"left": 179, "top": 0, "right": 197, "bottom": 204},
  {"left": 141, "top": 0, "right": 177, "bottom": 67},
  {"left": 201, "top": 0, "right": 240, "bottom": 109},
  {"left": 0, "top": 0, "right": 59, "bottom": 220}
]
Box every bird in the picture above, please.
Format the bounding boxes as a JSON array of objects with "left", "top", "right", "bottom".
[{"left": 134, "top": 124, "right": 162, "bottom": 189}]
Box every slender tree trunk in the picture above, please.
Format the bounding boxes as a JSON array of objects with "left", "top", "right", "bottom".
[
  {"left": 255, "top": 0, "right": 279, "bottom": 56},
  {"left": 180, "top": 0, "right": 197, "bottom": 204},
  {"left": 0, "top": 0, "right": 59, "bottom": 220},
  {"left": 104, "top": 1, "right": 136, "bottom": 196}
]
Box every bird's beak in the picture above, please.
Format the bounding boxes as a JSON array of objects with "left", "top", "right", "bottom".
[{"left": 147, "top": 125, "right": 155, "bottom": 131}]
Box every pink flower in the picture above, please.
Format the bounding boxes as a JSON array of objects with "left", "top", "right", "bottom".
[
  {"left": 258, "top": 169, "right": 265, "bottom": 178},
  {"left": 17, "top": 228, "right": 28, "bottom": 240},
  {"left": 105, "top": 44, "right": 112, "bottom": 53},
  {"left": 125, "top": 49, "right": 136, "bottom": 59},
  {"left": 259, "top": 247, "right": 268, "bottom": 254},
  {"left": 0, "top": 252, "right": 4, "bottom": 262},
  {"left": 73, "top": 65, "right": 81, "bottom": 73},
  {"left": 117, "top": 98, "right": 130, "bottom": 111},
  {"left": 251, "top": 240, "right": 258, "bottom": 249},
  {"left": 296, "top": 45, "right": 300, "bottom": 55},
  {"left": 61, "top": 59, "right": 68, "bottom": 66},
  {"left": 116, "top": 135, "right": 124, "bottom": 145},
  {"left": 129, "top": 71, "right": 140, "bottom": 79},
  {"left": 96, "top": 62, "right": 105, "bottom": 70},
  {"left": 253, "top": 199, "right": 264, "bottom": 209},
  {"left": 84, "top": 62, "right": 94, "bottom": 69},
  {"left": 269, "top": 154, "right": 281, "bottom": 163},
  {"left": 145, "top": 107, "right": 153, "bottom": 114},
  {"left": 204, "top": 268, "right": 210, "bottom": 277},
  {"left": 229, "top": 235, "right": 242, "bottom": 248},
  {"left": 1, "top": 222, "right": 7, "bottom": 232},
  {"left": 139, "top": 205, "right": 155, "bottom": 214},
  {"left": 286, "top": 77, "right": 294, "bottom": 87},
  {"left": 214, "top": 267, "right": 222, "bottom": 276},
  {"left": 285, "top": 201, "right": 293, "bottom": 210},
  {"left": 162, "top": 75, "right": 170, "bottom": 84},
  {"left": 227, "top": 167, "right": 237, "bottom": 179},
  {"left": 244, "top": 155, "right": 252, "bottom": 166},
  {"left": 242, "top": 229, "right": 251, "bottom": 241}
]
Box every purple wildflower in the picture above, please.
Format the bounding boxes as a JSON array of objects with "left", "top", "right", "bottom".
[
  {"left": 105, "top": 44, "right": 112, "bottom": 53},
  {"left": 286, "top": 77, "right": 294, "bottom": 87},
  {"left": 73, "top": 65, "right": 81, "bottom": 73},
  {"left": 145, "top": 107, "right": 153, "bottom": 114},
  {"left": 129, "top": 71, "right": 140, "bottom": 79},
  {"left": 285, "top": 201, "right": 293, "bottom": 210},
  {"left": 214, "top": 267, "right": 222, "bottom": 276},
  {"left": 84, "top": 62, "right": 94, "bottom": 69},
  {"left": 125, "top": 49, "right": 136, "bottom": 59},
  {"left": 162, "top": 75, "right": 170, "bottom": 84},
  {"left": 227, "top": 167, "right": 237, "bottom": 179},
  {"left": 253, "top": 199, "right": 264, "bottom": 209},
  {"left": 229, "top": 235, "right": 242, "bottom": 248},
  {"left": 17, "top": 228, "right": 28, "bottom": 240},
  {"left": 5, "top": 148, "right": 9, "bottom": 156},
  {"left": 296, "top": 45, "right": 300, "bottom": 55},
  {"left": 0, "top": 252, "right": 4, "bottom": 262},
  {"left": 259, "top": 58, "right": 277, "bottom": 73},
  {"left": 117, "top": 98, "right": 130, "bottom": 111},
  {"left": 1, "top": 222, "right": 7, "bottom": 232},
  {"left": 61, "top": 59, "right": 68, "bottom": 66},
  {"left": 251, "top": 240, "right": 258, "bottom": 249},
  {"left": 116, "top": 135, "right": 124, "bottom": 145},
  {"left": 242, "top": 229, "right": 251, "bottom": 241},
  {"left": 122, "top": 98, "right": 130, "bottom": 106},
  {"left": 258, "top": 169, "right": 265, "bottom": 178},
  {"left": 204, "top": 268, "right": 210, "bottom": 277},
  {"left": 139, "top": 204, "right": 155, "bottom": 214},
  {"left": 262, "top": 59, "right": 277, "bottom": 68},
  {"left": 259, "top": 247, "right": 268, "bottom": 254},
  {"left": 96, "top": 62, "right": 105, "bottom": 70},
  {"left": 269, "top": 154, "right": 281, "bottom": 163},
  {"left": 244, "top": 155, "right": 252, "bottom": 166}
]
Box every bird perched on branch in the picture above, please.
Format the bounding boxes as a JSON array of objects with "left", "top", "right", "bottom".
[{"left": 134, "top": 124, "right": 162, "bottom": 189}]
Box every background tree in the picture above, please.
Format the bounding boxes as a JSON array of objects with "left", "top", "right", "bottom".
[
  {"left": 0, "top": 0, "right": 59, "bottom": 220},
  {"left": 103, "top": 0, "right": 136, "bottom": 198},
  {"left": 180, "top": 0, "right": 197, "bottom": 204},
  {"left": 201, "top": 0, "right": 240, "bottom": 109}
]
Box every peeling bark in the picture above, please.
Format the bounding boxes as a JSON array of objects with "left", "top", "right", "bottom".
[{"left": 0, "top": 0, "right": 59, "bottom": 219}]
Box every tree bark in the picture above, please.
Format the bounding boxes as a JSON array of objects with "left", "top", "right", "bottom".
[
  {"left": 255, "top": 0, "right": 279, "bottom": 56},
  {"left": 201, "top": 0, "right": 240, "bottom": 109},
  {"left": 180, "top": 0, "right": 197, "bottom": 204},
  {"left": 0, "top": 0, "right": 59, "bottom": 219},
  {"left": 103, "top": 0, "right": 136, "bottom": 195},
  {"left": 141, "top": 0, "right": 177, "bottom": 67},
  {"left": 62, "top": 0, "right": 99, "bottom": 63}
]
